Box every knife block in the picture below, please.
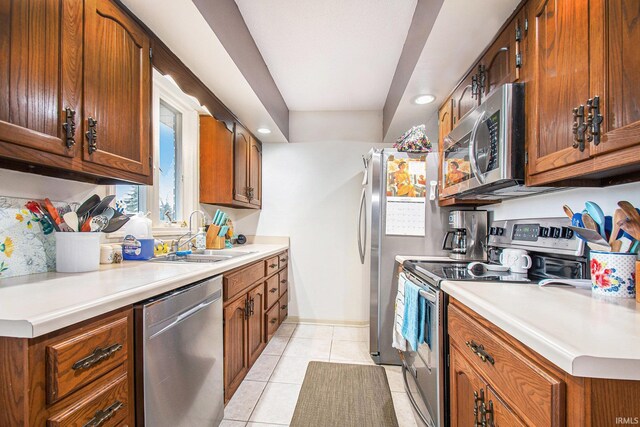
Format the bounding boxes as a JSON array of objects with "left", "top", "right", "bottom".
[{"left": 206, "top": 225, "right": 225, "bottom": 249}]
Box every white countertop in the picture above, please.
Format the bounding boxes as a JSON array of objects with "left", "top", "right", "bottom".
[
  {"left": 442, "top": 280, "right": 640, "bottom": 380},
  {"left": 0, "top": 242, "right": 288, "bottom": 338}
]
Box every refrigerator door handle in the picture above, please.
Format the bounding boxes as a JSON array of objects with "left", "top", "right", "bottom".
[
  {"left": 442, "top": 230, "right": 454, "bottom": 250},
  {"left": 358, "top": 188, "right": 367, "bottom": 264}
]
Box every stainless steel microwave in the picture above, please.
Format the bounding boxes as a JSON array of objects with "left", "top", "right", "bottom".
[{"left": 441, "top": 83, "right": 532, "bottom": 200}]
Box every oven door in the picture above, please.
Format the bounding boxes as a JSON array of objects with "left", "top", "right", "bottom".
[{"left": 402, "top": 283, "right": 445, "bottom": 427}]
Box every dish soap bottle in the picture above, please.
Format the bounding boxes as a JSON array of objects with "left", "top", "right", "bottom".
[{"left": 195, "top": 227, "right": 206, "bottom": 251}]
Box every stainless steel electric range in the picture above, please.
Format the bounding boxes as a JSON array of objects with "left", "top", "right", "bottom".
[{"left": 399, "top": 217, "right": 587, "bottom": 427}]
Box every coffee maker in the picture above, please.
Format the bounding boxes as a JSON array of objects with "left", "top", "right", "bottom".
[{"left": 442, "top": 210, "right": 488, "bottom": 261}]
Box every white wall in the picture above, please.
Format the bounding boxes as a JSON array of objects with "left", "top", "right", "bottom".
[
  {"left": 221, "top": 111, "right": 388, "bottom": 324},
  {"left": 486, "top": 181, "right": 640, "bottom": 220}
]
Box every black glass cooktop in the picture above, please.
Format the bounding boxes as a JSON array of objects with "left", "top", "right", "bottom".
[{"left": 403, "top": 260, "right": 532, "bottom": 287}]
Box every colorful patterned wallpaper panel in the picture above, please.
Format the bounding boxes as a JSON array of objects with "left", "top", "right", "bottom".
[{"left": 0, "top": 197, "right": 56, "bottom": 279}]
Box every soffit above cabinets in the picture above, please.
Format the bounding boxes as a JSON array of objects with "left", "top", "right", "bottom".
[
  {"left": 384, "top": 0, "right": 521, "bottom": 142},
  {"left": 121, "top": 0, "right": 288, "bottom": 143}
]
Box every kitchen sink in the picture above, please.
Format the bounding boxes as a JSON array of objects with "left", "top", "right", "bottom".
[{"left": 152, "top": 249, "right": 256, "bottom": 264}]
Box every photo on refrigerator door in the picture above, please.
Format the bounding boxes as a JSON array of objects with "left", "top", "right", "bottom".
[{"left": 385, "top": 157, "right": 427, "bottom": 198}]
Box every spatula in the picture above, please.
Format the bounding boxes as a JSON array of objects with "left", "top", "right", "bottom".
[
  {"left": 581, "top": 213, "right": 600, "bottom": 235},
  {"left": 568, "top": 226, "right": 611, "bottom": 251},
  {"left": 585, "top": 201, "right": 606, "bottom": 238}
]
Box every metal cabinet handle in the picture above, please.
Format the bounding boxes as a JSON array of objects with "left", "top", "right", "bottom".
[
  {"left": 481, "top": 400, "right": 494, "bottom": 427},
  {"left": 86, "top": 117, "right": 98, "bottom": 154},
  {"left": 473, "top": 389, "right": 484, "bottom": 426},
  {"left": 250, "top": 297, "right": 255, "bottom": 316},
  {"left": 281, "top": 304, "right": 288, "bottom": 310},
  {"left": 280, "top": 279, "right": 287, "bottom": 284},
  {"left": 572, "top": 105, "right": 586, "bottom": 151},
  {"left": 83, "top": 400, "right": 123, "bottom": 427},
  {"left": 279, "top": 257, "right": 288, "bottom": 263},
  {"left": 269, "top": 287, "right": 278, "bottom": 293},
  {"left": 270, "top": 318, "right": 278, "bottom": 324},
  {"left": 72, "top": 343, "right": 123, "bottom": 370},
  {"left": 466, "top": 340, "right": 495, "bottom": 364},
  {"left": 585, "top": 96, "right": 603, "bottom": 146},
  {"left": 269, "top": 263, "right": 278, "bottom": 268},
  {"left": 63, "top": 107, "right": 76, "bottom": 148}
]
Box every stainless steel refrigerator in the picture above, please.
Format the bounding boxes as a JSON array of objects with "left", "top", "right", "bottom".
[{"left": 358, "top": 148, "right": 450, "bottom": 365}]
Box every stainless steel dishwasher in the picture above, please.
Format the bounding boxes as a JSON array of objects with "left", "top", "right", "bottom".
[{"left": 135, "top": 275, "right": 223, "bottom": 426}]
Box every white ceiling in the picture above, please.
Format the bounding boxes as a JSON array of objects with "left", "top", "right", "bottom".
[
  {"left": 235, "top": 0, "right": 418, "bottom": 111},
  {"left": 384, "top": 0, "right": 521, "bottom": 142}
]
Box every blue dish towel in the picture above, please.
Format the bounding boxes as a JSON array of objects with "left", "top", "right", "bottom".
[{"left": 401, "top": 279, "right": 421, "bottom": 351}]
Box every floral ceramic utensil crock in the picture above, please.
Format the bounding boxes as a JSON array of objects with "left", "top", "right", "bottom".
[{"left": 590, "top": 251, "right": 636, "bottom": 298}]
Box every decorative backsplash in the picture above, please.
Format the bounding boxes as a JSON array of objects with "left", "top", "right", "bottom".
[{"left": 0, "top": 196, "right": 57, "bottom": 279}]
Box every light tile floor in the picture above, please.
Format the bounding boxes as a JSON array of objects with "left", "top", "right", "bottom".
[{"left": 221, "top": 323, "right": 417, "bottom": 427}]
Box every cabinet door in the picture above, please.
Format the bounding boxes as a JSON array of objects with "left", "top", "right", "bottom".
[
  {"left": 590, "top": 0, "right": 640, "bottom": 157},
  {"left": 485, "top": 386, "right": 526, "bottom": 427},
  {"left": 527, "top": 0, "right": 591, "bottom": 175},
  {"left": 247, "top": 284, "right": 266, "bottom": 366},
  {"left": 449, "top": 345, "right": 486, "bottom": 427},
  {"left": 82, "top": 0, "right": 151, "bottom": 178},
  {"left": 452, "top": 70, "right": 480, "bottom": 126},
  {"left": 248, "top": 137, "right": 262, "bottom": 207},
  {"left": 223, "top": 296, "right": 248, "bottom": 401},
  {"left": 200, "top": 116, "right": 234, "bottom": 204},
  {"left": 233, "top": 123, "right": 250, "bottom": 204},
  {"left": 478, "top": 10, "right": 523, "bottom": 99},
  {"left": 0, "top": 0, "right": 81, "bottom": 159},
  {"left": 437, "top": 100, "right": 453, "bottom": 201}
]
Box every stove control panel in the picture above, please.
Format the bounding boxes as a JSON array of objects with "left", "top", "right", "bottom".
[{"left": 488, "top": 217, "right": 585, "bottom": 257}]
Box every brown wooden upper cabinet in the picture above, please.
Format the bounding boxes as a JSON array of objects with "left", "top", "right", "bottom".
[
  {"left": 82, "top": 0, "right": 152, "bottom": 178},
  {"left": 526, "top": 0, "right": 640, "bottom": 185},
  {"left": 451, "top": 70, "right": 479, "bottom": 127},
  {"left": 0, "top": 0, "right": 152, "bottom": 184},
  {"left": 200, "top": 117, "right": 262, "bottom": 209}
]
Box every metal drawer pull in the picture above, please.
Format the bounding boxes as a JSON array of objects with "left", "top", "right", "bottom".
[
  {"left": 280, "top": 279, "right": 287, "bottom": 284},
  {"left": 269, "top": 287, "right": 278, "bottom": 293},
  {"left": 72, "top": 343, "right": 123, "bottom": 370},
  {"left": 83, "top": 400, "right": 123, "bottom": 427},
  {"left": 465, "top": 340, "right": 495, "bottom": 365},
  {"left": 269, "top": 263, "right": 278, "bottom": 268},
  {"left": 280, "top": 257, "right": 288, "bottom": 263},
  {"left": 281, "top": 304, "right": 288, "bottom": 310},
  {"left": 270, "top": 318, "right": 278, "bottom": 324}
]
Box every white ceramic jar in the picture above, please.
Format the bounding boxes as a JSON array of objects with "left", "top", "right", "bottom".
[{"left": 55, "top": 232, "right": 101, "bottom": 273}]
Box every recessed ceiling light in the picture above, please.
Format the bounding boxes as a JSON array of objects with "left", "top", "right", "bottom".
[
  {"left": 257, "top": 128, "right": 271, "bottom": 134},
  {"left": 413, "top": 94, "right": 436, "bottom": 105}
]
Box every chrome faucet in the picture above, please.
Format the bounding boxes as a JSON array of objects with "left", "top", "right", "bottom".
[{"left": 175, "top": 210, "right": 207, "bottom": 251}]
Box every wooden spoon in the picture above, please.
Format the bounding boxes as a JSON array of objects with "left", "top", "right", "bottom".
[
  {"left": 610, "top": 208, "right": 625, "bottom": 245},
  {"left": 582, "top": 213, "right": 600, "bottom": 234},
  {"left": 618, "top": 219, "right": 640, "bottom": 242},
  {"left": 562, "top": 205, "right": 574, "bottom": 220}
]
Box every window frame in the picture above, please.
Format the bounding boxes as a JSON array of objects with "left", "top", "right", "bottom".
[{"left": 110, "top": 69, "right": 202, "bottom": 235}]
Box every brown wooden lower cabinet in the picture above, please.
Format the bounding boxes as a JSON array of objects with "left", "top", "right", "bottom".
[
  {"left": 449, "top": 298, "right": 640, "bottom": 426},
  {"left": 223, "top": 250, "right": 290, "bottom": 402},
  {"left": 0, "top": 307, "right": 135, "bottom": 426}
]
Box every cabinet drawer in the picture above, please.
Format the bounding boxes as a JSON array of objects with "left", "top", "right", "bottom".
[
  {"left": 46, "top": 315, "right": 129, "bottom": 404},
  {"left": 448, "top": 303, "right": 562, "bottom": 427},
  {"left": 265, "top": 275, "right": 279, "bottom": 309},
  {"left": 278, "top": 252, "right": 289, "bottom": 269},
  {"left": 47, "top": 371, "right": 129, "bottom": 427},
  {"left": 279, "top": 292, "right": 289, "bottom": 324},
  {"left": 265, "top": 256, "right": 279, "bottom": 276},
  {"left": 225, "top": 261, "right": 264, "bottom": 301},
  {"left": 279, "top": 269, "right": 288, "bottom": 297},
  {"left": 265, "top": 303, "right": 280, "bottom": 341}
]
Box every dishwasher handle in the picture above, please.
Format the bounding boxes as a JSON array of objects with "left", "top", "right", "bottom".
[{"left": 148, "top": 289, "right": 221, "bottom": 340}]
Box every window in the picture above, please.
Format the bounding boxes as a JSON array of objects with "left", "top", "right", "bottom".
[
  {"left": 158, "top": 101, "right": 182, "bottom": 222},
  {"left": 113, "top": 69, "right": 205, "bottom": 230}
]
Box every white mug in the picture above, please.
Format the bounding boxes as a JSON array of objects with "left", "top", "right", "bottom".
[{"left": 499, "top": 248, "right": 532, "bottom": 273}]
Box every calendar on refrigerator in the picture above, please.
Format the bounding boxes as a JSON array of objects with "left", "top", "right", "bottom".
[
  {"left": 384, "top": 156, "right": 427, "bottom": 236},
  {"left": 385, "top": 197, "right": 425, "bottom": 236}
]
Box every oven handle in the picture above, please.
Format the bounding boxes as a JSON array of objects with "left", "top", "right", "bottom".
[
  {"left": 402, "top": 363, "right": 436, "bottom": 427},
  {"left": 469, "top": 110, "right": 487, "bottom": 185},
  {"left": 418, "top": 289, "right": 437, "bottom": 303}
]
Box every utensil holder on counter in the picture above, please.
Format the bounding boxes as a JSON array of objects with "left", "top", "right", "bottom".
[
  {"left": 206, "top": 225, "right": 226, "bottom": 249},
  {"left": 55, "top": 232, "right": 101, "bottom": 273},
  {"left": 590, "top": 251, "right": 637, "bottom": 298}
]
